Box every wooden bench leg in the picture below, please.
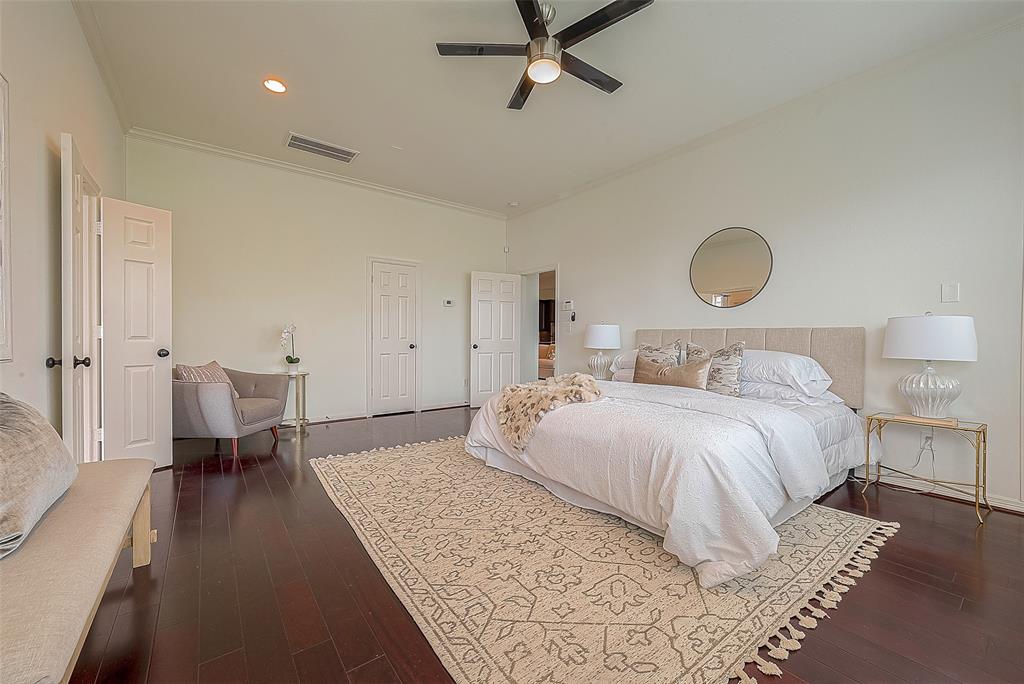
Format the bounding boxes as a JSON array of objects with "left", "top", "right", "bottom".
[{"left": 132, "top": 483, "right": 153, "bottom": 568}]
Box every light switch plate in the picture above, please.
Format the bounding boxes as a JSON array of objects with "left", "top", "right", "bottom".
[
  {"left": 940, "top": 282, "right": 960, "bottom": 303},
  {"left": 562, "top": 300, "right": 574, "bottom": 311}
]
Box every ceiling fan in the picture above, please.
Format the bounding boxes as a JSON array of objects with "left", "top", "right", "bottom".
[{"left": 436, "top": 0, "right": 654, "bottom": 110}]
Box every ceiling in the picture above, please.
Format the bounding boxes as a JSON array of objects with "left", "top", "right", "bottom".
[{"left": 79, "top": 0, "right": 1022, "bottom": 216}]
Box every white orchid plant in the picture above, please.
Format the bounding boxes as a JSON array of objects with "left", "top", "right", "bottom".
[{"left": 280, "top": 323, "right": 299, "bottom": 365}]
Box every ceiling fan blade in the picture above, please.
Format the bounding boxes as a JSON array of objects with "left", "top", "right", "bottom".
[
  {"left": 516, "top": 0, "right": 548, "bottom": 40},
  {"left": 436, "top": 43, "right": 528, "bottom": 56},
  {"left": 553, "top": 0, "right": 653, "bottom": 49},
  {"left": 507, "top": 70, "right": 535, "bottom": 110},
  {"left": 560, "top": 51, "right": 622, "bottom": 93}
]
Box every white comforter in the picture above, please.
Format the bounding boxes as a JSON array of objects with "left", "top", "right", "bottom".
[{"left": 465, "top": 381, "right": 834, "bottom": 587}]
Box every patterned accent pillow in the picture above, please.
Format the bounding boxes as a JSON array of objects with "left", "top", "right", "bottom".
[
  {"left": 175, "top": 361, "right": 239, "bottom": 398},
  {"left": 686, "top": 341, "right": 745, "bottom": 396},
  {"left": 637, "top": 340, "right": 682, "bottom": 365},
  {"left": 632, "top": 340, "right": 683, "bottom": 384}
]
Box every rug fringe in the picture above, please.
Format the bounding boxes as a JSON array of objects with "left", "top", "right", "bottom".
[
  {"left": 310, "top": 434, "right": 466, "bottom": 463},
  {"left": 727, "top": 520, "right": 899, "bottom": 682}
]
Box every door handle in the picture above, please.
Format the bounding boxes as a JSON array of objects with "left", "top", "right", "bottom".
[
  {"left": 409, "top": 344, "right": 416, "bottom": 349},
  {"left": 73, "top": 356, "right": 91, "bottom": 369},
  {"left": 472, "top": 344, "right": 478, "bottom": 350},
  {"left": 45, "top": 357, "right": 62, "bottom": 368},
  {"left": 157, "top": 348, "right": 170, "bottom": 358}
]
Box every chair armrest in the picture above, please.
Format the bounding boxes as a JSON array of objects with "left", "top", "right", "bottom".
[
  {"left": 172, "top": 381, "right": 242, "bottom": 438},
  {"left": 224, "top": 368, "right": 290, "bottom": 404}
]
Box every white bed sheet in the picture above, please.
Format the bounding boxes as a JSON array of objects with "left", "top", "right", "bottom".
[{"left": 465, "top": 382, "right": 876, "bottom": 587}]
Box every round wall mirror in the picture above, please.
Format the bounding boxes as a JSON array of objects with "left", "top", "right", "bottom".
[{"left": 689, "top": 227, "right": 772, "bottom": 308}]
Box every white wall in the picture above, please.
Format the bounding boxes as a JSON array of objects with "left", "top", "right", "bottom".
[
  {"left": 125, "top": 137, "right": 506, "bottom": 421},
  {"left": 508, "top": 26, "right": 1024, "bottom": 506},
  {"left": 0, "top": 1, "right": 125, "bottom": 422}
]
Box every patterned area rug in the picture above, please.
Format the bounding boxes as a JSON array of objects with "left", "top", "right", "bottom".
[{"left": 311, "top": 437, "right": 897, "bottom": 684}]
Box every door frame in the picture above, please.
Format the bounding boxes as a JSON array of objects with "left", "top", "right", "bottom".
[
  {"left": 60, "top": 133, "right": 103, "bottom": 462},
  {"left": 365, "top": 256, "right": 423, "bottom": 416},
  {"left": 519, "top": 263, "right": 560, "bottom": 378}
]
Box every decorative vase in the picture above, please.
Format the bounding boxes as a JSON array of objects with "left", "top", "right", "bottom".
[{"left": 287, "top": 362, "right": 300, "bottom": 375}]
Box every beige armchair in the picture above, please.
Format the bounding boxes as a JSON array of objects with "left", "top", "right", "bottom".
[{"left": 172, "top": 368, "right": 289, "bottom": 458}]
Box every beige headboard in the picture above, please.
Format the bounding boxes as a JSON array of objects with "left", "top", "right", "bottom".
[{"left": 635, "top": 327, "right": 866, "bottom": 409}]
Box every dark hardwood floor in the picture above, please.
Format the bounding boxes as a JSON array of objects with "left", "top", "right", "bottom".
[{"left": 71, "top": 408, "right": 1024, "bottom": 683}]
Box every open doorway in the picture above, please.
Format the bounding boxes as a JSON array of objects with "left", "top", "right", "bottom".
[{"left": 520, "top": 267, "right": 557, "bottom": 382}]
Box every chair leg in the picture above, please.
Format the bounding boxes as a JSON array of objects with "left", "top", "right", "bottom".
[
  {"left": 231, "top": 438, "right": 239, "bottom": 460},
  {"left": 271, "top": 425, "right": 280, "bottom": 442}
]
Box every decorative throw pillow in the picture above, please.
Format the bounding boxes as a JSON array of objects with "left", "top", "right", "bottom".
[
  {"left": 0, "top": 393, "right": 79, "bottom": 559},
  {"left": 639, "top": 340, "right": 683, "bottom": 365},
  {"left": 175, "top": 361, "right": 239, "bottom": 398},
  {"left": 646, "top": 357, "right": 712, "bottom": 390},
  {"left": 686, "top": 341, "right": 745, "bottom": 396},
  {"left": 632, "top": 340, "right": 683, "bottom": 384}
]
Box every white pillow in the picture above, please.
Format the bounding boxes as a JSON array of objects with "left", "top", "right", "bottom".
[
  {"left": 740, "top": 381, "right": 843, "bottom": 405},
  {"left": 611, "top": 368, "right": 635, "bottom": 382},
  {"left": 740, "top": 350, "right": 832, "bottom": 397},
  {"left": 609, "top": 349, "right": 638, "bottom": 372}
]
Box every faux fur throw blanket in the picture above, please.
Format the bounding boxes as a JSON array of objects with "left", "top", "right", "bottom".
[{"left": 497, "top": 373, "right": 601, "bottom": 451}]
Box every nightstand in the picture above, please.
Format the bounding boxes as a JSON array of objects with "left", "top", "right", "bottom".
[{"left": 862, "top": 412, "right": 990, "bottom": 523}]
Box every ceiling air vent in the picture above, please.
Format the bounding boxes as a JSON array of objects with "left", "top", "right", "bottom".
[{"left": 286, "top": 132, "right": 359, "bottom": 164}]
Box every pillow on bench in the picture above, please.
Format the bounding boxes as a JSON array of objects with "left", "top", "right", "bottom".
[{"left": 0, "top": 393, "right": 79, "bottom": 558}]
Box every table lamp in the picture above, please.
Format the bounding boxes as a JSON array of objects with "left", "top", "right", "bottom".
[
  {"left": 584, "top": 324, "right": 620, "bottom": 380},
  {"left": 882, "top": 313, "right": 977, "bottom": 418}
]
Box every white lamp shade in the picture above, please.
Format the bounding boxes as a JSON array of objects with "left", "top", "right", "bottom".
[
  {"left": 584, "top": 324, "right": 621, "bottom": 350},
  {"left": 882, "top": 315, "right": 977, "bottom": 362}
]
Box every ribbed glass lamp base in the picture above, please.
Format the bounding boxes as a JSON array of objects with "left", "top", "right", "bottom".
[
  {"left": 897, "top": 364, "right": 961, "bottom": 418},
  {"left": 587, "top": 351, "right": 611, "bottom": 380}
]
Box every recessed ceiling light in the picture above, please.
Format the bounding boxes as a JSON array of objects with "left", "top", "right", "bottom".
[{"left": 263, "top": 78, "right": 287, "bottom": 94}]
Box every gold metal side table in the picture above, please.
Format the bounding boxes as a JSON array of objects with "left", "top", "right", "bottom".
[
  {"left": 276, "top": 370, "right": 309, "bottom": 435},
  {"left": 862, "top": 412, "right": 990, "bottom": 523}
]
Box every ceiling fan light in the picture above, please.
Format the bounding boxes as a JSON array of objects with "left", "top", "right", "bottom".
[
  {"left": 527, "top": 58, "right": 561, "bottom": 84},
  {"left": 263, "top": 78, "right": 287, "bottom": 93}
]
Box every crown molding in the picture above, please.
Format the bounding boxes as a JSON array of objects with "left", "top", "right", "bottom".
[
  {"left": 125, "top": 128, "right": 507, "bottom": 221},
  {"left": 72, "top": 0, "right": 132, "bottom": 132},
  {"left": 510, "top": 13, "right": 1024, "bottom": 220}
]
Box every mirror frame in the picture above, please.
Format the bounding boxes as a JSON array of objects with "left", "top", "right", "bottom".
[{"left": 688, "top": 226, "right": 773, "bottom": 309}]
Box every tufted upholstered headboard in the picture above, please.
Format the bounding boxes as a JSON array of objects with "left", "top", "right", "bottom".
[{"left": 634, "top": 327, "right": 866, "bottom": 409}]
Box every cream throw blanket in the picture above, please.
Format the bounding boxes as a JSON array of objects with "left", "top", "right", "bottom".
[{"left": 496, "top": 373, "right": 601, "bottom": 451}]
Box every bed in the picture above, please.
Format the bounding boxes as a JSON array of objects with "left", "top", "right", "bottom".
[{"left": 465, "top": 326, "right": 874, "bottom": 587}]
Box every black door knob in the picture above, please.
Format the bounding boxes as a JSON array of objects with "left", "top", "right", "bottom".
[
  {"left": 73, "top": 356, "right": 91, "bottom": 369},
  {"left": 472, "top": 344, "right": 479, "bottom": 349},
  {"left": 157, "top": 348, "right": 170, "bottom": 358},
  {"left": 409, "top": 343, "right": 416, "bottom": 349},
  {"left": 45, "top": 357, "right": 62, "bottom": 368}
]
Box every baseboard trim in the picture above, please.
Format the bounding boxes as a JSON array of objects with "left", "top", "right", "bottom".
[{"left": 868, "top": 471, "right": 1024, "bottom": 516}]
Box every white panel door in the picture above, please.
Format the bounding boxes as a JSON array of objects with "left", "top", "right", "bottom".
[
  {"left": 102, "top": 198, "right": 172, "bottom": 467},
  {"left": 60, "top": 134, "right": 102, "bottom": 463},
  {"left": 370, "top": 260, "right": 418, "bottom": 415},
  {"left": 470, "top": 271, "right": 521, "bottom": 408}
]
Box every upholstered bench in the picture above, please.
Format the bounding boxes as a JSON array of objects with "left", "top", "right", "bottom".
[{"left": 0, "top": 458, "right": 155, "bottom": 684}]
